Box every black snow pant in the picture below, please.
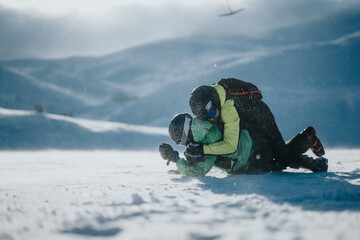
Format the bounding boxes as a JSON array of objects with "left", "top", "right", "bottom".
[
  {"left": 219, "top": 136, "right": 285, "bottom": 175},
  {"left": 215, "top": 122, "right": 311, "bottom": 174},
  {"left": 234, "top": 100, "right": 308, "bottom": 168},
  {"left": 235, "top": 136, "right": 285, "bottom": 174}
]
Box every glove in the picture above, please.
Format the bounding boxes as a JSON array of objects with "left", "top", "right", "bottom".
[
  {"left": 184, "top": 142, "right": 204, "bottom": 166},
  {"left": 159, "top": 143, "right": 179, "bottom": 165}
]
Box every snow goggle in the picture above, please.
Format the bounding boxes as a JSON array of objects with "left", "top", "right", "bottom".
[{"left": 202, "top": 108, "right": 217, "bottom": 121}]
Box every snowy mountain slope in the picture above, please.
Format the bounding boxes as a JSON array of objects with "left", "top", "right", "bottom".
[
  {"left": 0, "top": 5, "right": 360, "bottom": 149},
  {"left": 0, "top": 149, "right": 359, "bottom": 239},
  {"left": 0, "top": 108, "right": 168, "bottom": 149}
]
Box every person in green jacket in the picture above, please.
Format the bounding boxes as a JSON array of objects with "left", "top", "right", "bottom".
[
  {"left": 159, "top": 113, "right": 292, "bottom": 177},
  {"left": 184, "top": 78, "right": 326, "bottom": 171}
]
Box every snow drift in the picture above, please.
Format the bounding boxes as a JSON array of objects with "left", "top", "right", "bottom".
[{"left": 0, "top": 149, "right": 359, "bottom": 239}]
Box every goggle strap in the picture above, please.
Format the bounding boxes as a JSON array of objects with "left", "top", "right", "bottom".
[{"left": 179, "top": 116, "right": 191, "bottom": 146}]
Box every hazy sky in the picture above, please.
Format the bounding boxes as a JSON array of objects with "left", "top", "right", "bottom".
[{"left": 0, "top": 0, "right": 358, "bottom": 60}]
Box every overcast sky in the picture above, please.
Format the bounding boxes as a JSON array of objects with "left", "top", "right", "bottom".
[{"left": 0, "top": 0, "right": 358, "bottom": 60}]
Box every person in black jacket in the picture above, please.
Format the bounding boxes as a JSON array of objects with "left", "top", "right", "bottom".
[{"left": 186, "top": 78, "right": 326, "bottom": 171}]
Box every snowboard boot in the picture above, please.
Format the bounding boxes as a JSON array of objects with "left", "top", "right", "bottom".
[
  {"left": 299, "top": 155, "right": 328, "bottom": 172},
  {"left": 301, "top": 127, "right": 325, "bottom": 157}
]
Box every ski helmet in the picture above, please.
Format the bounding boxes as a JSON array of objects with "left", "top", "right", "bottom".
[
  {"left": 169, "top": 113, "right": 193, "bottom": 146},
  {"left": 189, "top": 85, "right": 220, "bottom": 120}
]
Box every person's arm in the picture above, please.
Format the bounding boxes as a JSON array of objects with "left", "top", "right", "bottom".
[
  {"left": 191, "top": 117, "right": 223, "bottom": 144},
  {"left": 203, "top": 100, "right": 240, "bottom": 155},
  {"left": 176, "top": 155, "right": 216, "bottom": 177}
]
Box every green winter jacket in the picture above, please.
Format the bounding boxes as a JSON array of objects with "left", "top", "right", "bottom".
[
  {"left": 175, "top": 117, "right": 252, "bottom": 177},
  {"left": 203, "top": 84, "right": 240, "bottom": 155}
]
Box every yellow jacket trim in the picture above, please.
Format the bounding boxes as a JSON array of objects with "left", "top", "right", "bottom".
[{"left": 203, "top": 84, "right": 240, "bottom": 155}]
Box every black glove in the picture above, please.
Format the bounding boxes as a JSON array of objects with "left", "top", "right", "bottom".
[
  {"left": 159, "top": 143, "right": 179, "bottom": 165},
  {"left": 184, "top": 142, "right": 204, "bottom": 166}
]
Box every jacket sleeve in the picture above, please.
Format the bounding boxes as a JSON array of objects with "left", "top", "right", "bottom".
[
  {"left": 203, "top": 100, "right": 240, "bottom": 155},
  {"left": 176, "top": 155, "right": 216, "bottom": 177}
]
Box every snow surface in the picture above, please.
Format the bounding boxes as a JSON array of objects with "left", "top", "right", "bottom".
[{"left": 1, "top": 149, "right": 360, "bottom": 240}]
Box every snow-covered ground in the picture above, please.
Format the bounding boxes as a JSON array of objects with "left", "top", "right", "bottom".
[{"left": 1, "top": 149, "right": 359, "bottom": 240}]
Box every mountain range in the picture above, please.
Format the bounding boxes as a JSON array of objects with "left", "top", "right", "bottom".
[{"left": 1, "top": 4, "right": 359, "bottom": 149}]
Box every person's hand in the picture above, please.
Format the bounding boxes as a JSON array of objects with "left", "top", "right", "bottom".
[
  {"left": 184, "top": 142, "right": 204, "bottom": 165},
  {"left": 159, "top": 143, "right": 179, "bottom": 165}
]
